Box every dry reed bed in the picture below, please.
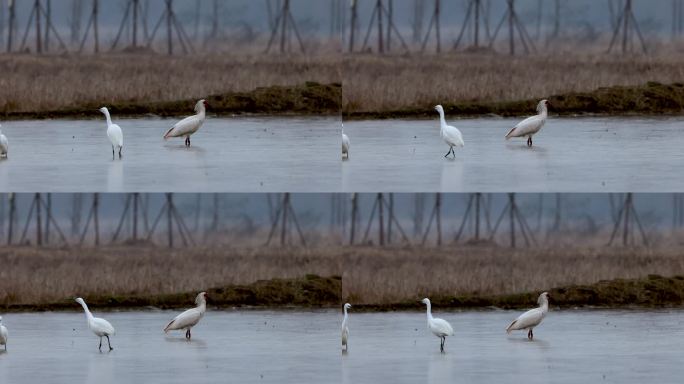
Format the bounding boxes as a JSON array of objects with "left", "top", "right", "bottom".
[
  {"left": 343, "top": 53, "right": 684, "bottom": 113},
  {"left": 342, "top": 246, "right": 684, "bottom": 304},
  {"left": 3, "top": 245, "right": 684, "bottom": 306},
  {"left": 0, "top": 53, "right": 341, "bottom": 113},
  {"left": 0, "top": 246, "right": 342, "bottom": 305}
]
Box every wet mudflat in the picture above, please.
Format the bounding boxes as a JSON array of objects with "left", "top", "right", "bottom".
[
  {"left": 341, "top": 117, "right": 684, "bottom": 192},
  {"left": 0, "top": 117, "right": 340, "bottom": 192},
  {"left": 1, "top": 309, "right": 683, "bottom": 383}
]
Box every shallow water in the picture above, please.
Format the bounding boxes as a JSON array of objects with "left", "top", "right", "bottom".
[
  {"left": 341, "top": 117, "right": 684, "bottom": 192},
  {"left": 0, "top": 117, "right": 340, "bottom": 192},
  {"left": 1, "top": 309, "right": 683, "bottom": 383}
]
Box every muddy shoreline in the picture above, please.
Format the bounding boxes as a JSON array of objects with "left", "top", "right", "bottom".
[
  {"left": 0, "top": 82, "right": 341, "bottom": 120},
  {"left": 344, "top": 82, "right": 684, "bottom": 120},
  {"left": 4, "top": 275, "right": 684, "bottom": 313}
]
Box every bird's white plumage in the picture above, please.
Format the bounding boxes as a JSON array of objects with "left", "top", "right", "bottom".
[
  {"left": 341, "top": 303, "right": 351, "bottom": 349},
  {"left": 164, "top": 100, "right": 207, "bottom": 140},
  {"left": 75, "top": 298, "right": 116, "bottom": 338},
  {"left": 0, "top": 125, "right": 8, "bottom": 157},
  {"left": 506, "top": 292, "right": 549, "bottom": 333},
  {"left": 0, "top": 316, "right": 8, "bottom": 350},
  {"left": 505, "top": 100, "right": 548, "bottom": 140},
  {"left": 422, "top": 298, "right": 454, "bottom": 337},
  {"left": 164, "top": 292, "right": 207, "bottom": 333},
  {"left": 435, "top": 105, "right": 464, "bottom": 156},
  {"left": 342, "top": 126, "right": 350, "bottom": 158}
]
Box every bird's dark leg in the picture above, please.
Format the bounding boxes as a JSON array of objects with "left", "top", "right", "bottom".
[
  {"left": 106, "top": 335, "right": 113, "bottom": 351},
  {"left": 112, "top": 147, "right": 115, "bottom": 160},
  {"left": 528, "top": 329, "right": 533, "bottom": 340},
  {"left": 99, "top": 337, "right": 102, "bottom": 351},
  {"left": 444, "top": 148, "right": 451, "bottom": 158},
  {"left": 119, "top": 147, "right": 122, "bottom": 158},
  {"left": 451, "top": 147, "right": 456, "bottom": 159},
  {"left": 440, "top": 336, "right": 445, "bottom": 353},
  {"left": 527, "top": 137, "right": 533, "bottom": 147},
  {"left": 186, "top": 329, "right": 191, "bottom": 340}
]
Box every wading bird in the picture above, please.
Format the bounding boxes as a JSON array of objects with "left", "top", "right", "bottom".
[
  {"left": 0, "top": 125, "right": 8, "bottom": 158},
  {"left": 0, "top": 316, "right": 8, "bottom": 351},
  {"left": 342, "top": 126, "right": 350, "bottom": 159},
  {"left": 341, "top": 303, "right": 351, "bottom": 352},
  {"left": 421, "top": 298, "right": 454, "bottom": 353},
  {"left": 435, "top": 105, "right": 464, "bottom": 159},
  {"left": 163, "top": 100, "right": 208, "bottom": 147},
  {"left": 99, "top": 107, "right": 123, "bottom": 159},
  {"left": 75, "top": 298, "right": 116, "bottom": 351},
  {"left": 164, "top": 292, "right": 207, "bottom": 340},
  {"left": 505, "top": 100, "right": 549, "bottom": 147},
  {"left": 506, "top": 292, "right": 550, "bottom": 340}
]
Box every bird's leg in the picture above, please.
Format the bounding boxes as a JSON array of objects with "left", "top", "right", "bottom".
[
  {"left": 444, "top": 148, "right": 451, "bottom": 158},
  {"left": 106, "top": 335, "right": 113, "bottom": 351},
  {"left": 99, "top": 337, "right": 102, "bottom": 351},
  {"left": 119, "top": 147, "right": 122, "bottom": 159},
  {"left": 185, "top": 329, "right": 191, "bottom": 340},
  {"left": 528, "top": 329, "right": 533, "bottom": 340},
  {"left": 440, "top": 337, "right": 445, "bottom": 353},
  {"left": 527, "top": 137, "right": 533, "bottom": 147},
  {"left": 451, "top": 147, "right": 456, "bottom": 159},
  {"left": 112, "top": 146, "right": 115, "bottom": 160}
]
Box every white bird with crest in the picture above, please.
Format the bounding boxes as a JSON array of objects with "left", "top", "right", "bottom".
[
  {"left": 505, "top": 100, "right": 549, "bottom": 147},
  {"left": 506, "top": 292, "right": 550, "bottom": 340},
  {"left": 164, "top": 292, "right": 208, "bottom": 340},
  {"left": 163, "top": 100, "right": 208, "bottom": 147}
]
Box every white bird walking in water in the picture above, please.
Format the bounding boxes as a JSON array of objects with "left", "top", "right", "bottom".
[
  {"left": 421, "top": 298, "right": 454, "bottom": 353},
  {"left": 164, "top": 292, "right": 207, "bottom": 340},
  {"left": 506, "top": 292, "right": 550, "bottom": 340},
  {"left": 0, "top": 125, "right": 9, "bottom": 158},
  {"left": 341, "top": 303, "right": 351, "bottom": 352},
  {"left": 0, "top": 316, "right": 8, "bottom": 351},
  {"left": 75, "top": 298, "right": 116, "bottom": 351},
  {"left": 435, "top": 105, "right": 464, "bottom": 159},
  {"left": 342, "top": 126, "right": 350, "bottom": 159},
  {"left": 163, "top": 100, "right": 208, "bottom": 147},
  {"left": 505, "top": 100, "right": 549, "bottom": 147},
  {"left": 99, "top": 107, "right": 123, "bottom": 159}
]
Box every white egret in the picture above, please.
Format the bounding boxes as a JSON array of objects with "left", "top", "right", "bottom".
[
  {"left": 341, "top": 303, "right": 351, "bottom": 351},
  {"left": 506, "top": 292, "right": 550, "bottom": 340},
  {"left": 0, "top": 125, "right": 8, "bottom": 158},
  {"left": 342, "top": 126, "right": 350, "bottom": 159},
  {"left": 0, "top": 316, "right": 8, "bottom": 351},
  {"left": 505, "top": 100, "right": 549, "bottom": 147},
  {"left": 75, "top": 298, "right": 116, "bottom": 351},
  {"left": 163, "top": 100, "right": 208, "bottom": 147},
  {"left": 435, "top": 105, "right": 464, "bottom": 159},
  {"left": 164, "top": 292, "right": 207, "bottom": 339},
  {"left": 421, "top": 298, "right": 454, "bottom": 353},
  {"left": 99, "top": 107, "right": 124, "bottom": 159}
]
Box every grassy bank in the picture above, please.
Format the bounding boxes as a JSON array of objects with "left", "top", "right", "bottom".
[
  {"left": 344, "top": 82, "right": 684, "bottom": 119},
  {"left": 343, "top": 53, "right": 684, "bottom": 118},
  {"left": 4, "top": 245, "right": 684, "bottom": 311},
  {"left": 2, "top": 82, "right": 341, "bottom": 120},
  {"left": 0, "top": 53, "right": 341, "bottom": 117}
]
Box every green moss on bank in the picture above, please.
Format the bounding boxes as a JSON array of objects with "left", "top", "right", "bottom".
[
  {"left": 1, "top": 82, "right": 341, "bottom": 120},
  {"left": 345, "top": 82, "right": 684, "bottom": 119}
]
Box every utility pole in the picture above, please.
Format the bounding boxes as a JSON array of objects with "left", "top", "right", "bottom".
[
  {"left": 265, "top": 193, "right": 306, "bottom": 246},
  {"left": 349, "top": 0, "right": 357, "bottom": 52},
  {"left": 7, "top": 193, "right": 16, "bottom": 245},
  {"left": 607, "top": 193, "right": 649, "bottom": 247},
  {"left": 349, "top": 193, "right": 358, "bottom": 245},
  {"left": 489, "top": 193, "right": 536, "bottom": 248},
  {"left": 420, "top": 0, "right": 441, "bottom": 53},
  {"left": 112, "top": 0, "right": 144, "bottom": 50},
  {"left": 489, "top": 0, "right": 536, "bottom": 55},
  {"left": 421, "top": 193, "right": 442, "bottom": 246},
  {"left": 70, "top": 0, "right": 83, "bottom": 45},
  {"left": 360, "top": 0, "right": 409, "bottom": 54},
  {"left": 79, "top": 0, "right": 99, "bottom": 53},
  {"left": 7, "top": 0, "right": 16, "bottom": 52},
  {"left": 44, "top": 0, "right": 51, "bottom": 52},
  {"left": 147, "top": 0, "right": 194, "bottom": 55},
  {"left": 607, "top": 0, "right": 647, "bottom": 54},
  {"left": 265, "top": 0, "right": 306, "bottom": 54},
  {"left": 454, "top": 0, "right": 488, "bottom": 50}
]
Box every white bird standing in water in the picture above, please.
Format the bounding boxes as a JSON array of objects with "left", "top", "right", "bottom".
[
  {"left": 0, "top": 125, "right": 9, "bottom": 158},
  {"left": 341, "top": 303, "right": 351, "bottom": 351},
  {"left": 99, "top": 107, "right": 123, "bottom": 159},
  {"left": 164, "top": 292, "right": 207, "bottom": 339},
  {"left": 421, "top": 298, "right": 454, "bottom": 353},
  {"left": 0, "top": 316, "right": 8, "bottom": 351},
  {"left": 75, "top": 298, "right": 116, "bottom": 351},
  {"left": 342, "top": 126, "right": 350, "bottom": 159},
  {"left": 505, "top": 100, "right": 549, "bottom": 147},
  {"left": 163, "top": 100, "right": 208, "bottom": 147},
  {"left": 506, "top": 292, "right": 550, "bottom": 340},
  {"left": 434, "top": 105, "right": 464, "bottom": 159}
]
